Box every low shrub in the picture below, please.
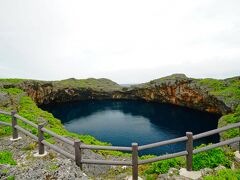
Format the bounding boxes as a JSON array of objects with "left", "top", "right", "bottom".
[
  {"left": 144, "top": 157, "right": 185, "bottom": 175},
  {"left": 143, "top": 144, "right": 231, "bottom": 178},
  {"left": 204, "top": 169, "right": 240, "bottom": 180},
  {"left": 192, "top": 144, "right": 231, "bottom": 171}
]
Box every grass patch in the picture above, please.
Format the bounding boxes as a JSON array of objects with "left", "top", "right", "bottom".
[
  {"left": 1, "top": 169, "right": 9, "bottom": 173},
  {"left": 204, "top": 169, "right": 240, "bottom": 180},
  {"left": 0, "top": 88, "right": 24, "bottom": 95},
  {"left": 7, "top": 176, "right": 15, "bottom": 180},
  {"left": 48, "top": 164, "right": 59, "bottom": 171},
  {"left": 0, "top": 78, "right": 24, "bottom": 84},
  {"left": 143, "top": 144, "right": 232, "bottom": 178},
  {"left": 53, "top": 78, "right": 122, "bottom": 91},
  {"left": 218, "top": 105, "right": 240, "bottom": 140},
  {"left": 22, "top": 142, "right": 37, "bottom": 151},
  {"left": 144, "top": 157, "right": 185, "bottom": 177},
  {"left": 198, "top": 77, "right": 240, "bottom": 140},
  {"left": 192, "top": 145, "right": 231, "bottom": 171},
  {"left": 0, "top": 151, "right": 16, "bottom": 165},
  {"left": 198, "top": 77, "right": 240, "bottom": 110}
]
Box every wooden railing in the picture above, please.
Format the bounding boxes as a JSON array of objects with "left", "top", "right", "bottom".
[{"left": 0, "top": 109, "right": 239, "bottom": 180}]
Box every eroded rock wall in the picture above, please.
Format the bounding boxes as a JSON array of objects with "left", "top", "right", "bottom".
[{"left": 10, "top": 74, "right": 231, "bottom": 114}]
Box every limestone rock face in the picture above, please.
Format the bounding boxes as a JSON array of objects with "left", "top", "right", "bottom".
[
  {"left": 2, "top": 74, "right": 232, "bottom": 114},
  {"left": 0, "top": 92, "right": 10, "bottom": 107},
  {"left": 113, "top": 74, "right": 231, "bottom": 114}
]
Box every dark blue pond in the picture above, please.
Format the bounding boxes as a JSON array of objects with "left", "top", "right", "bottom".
[{"left": 41, "top": 100, "right": 220, "bottom": 155}]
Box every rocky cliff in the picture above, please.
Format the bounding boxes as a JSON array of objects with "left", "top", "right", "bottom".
[{"left": 1, "top": 74, "right": 238, "bottom": 114}]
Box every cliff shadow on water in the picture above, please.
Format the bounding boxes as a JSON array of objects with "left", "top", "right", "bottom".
[{"left": 41, "top": 99, "right": 221, "bottom": 155}]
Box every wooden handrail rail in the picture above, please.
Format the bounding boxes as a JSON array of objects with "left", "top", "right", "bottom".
[
  {"left": 14, "top": 114, "right": 38, "bottom": 128},
  {"left": 193, "top": 136, "right": 240, "bottom": 154},
  {"left": 0, "top": 109, "right": 239, "bottom": 180},
  {"left": 80, "top": 144, "right": 132, "bottom": 151},
  {"left": 15, "top": 125, "right": 38, "bottom": 141},
  {"left": 138, "top": 150, "right": 188, "bottom": 165},
  {"left": 193, "top": 122, "right": 240, "bottom": 140},
  {"left": 0, "top": 110, "right": 11, "bottom": 115},
  {"left": 42, "top": 140, "right": 75, "bottom": 160},
  {"left": 0, "top": 121, "right": 11, "bottom": 126},
  {"left": 41, "top": 127, "right": 74, "bottom": 146},
  {"left": 81, "top": 159, "right": 132, "bottom": 166},
  {"left": 138, "top": 136, "right": 188, "bottom": 150}
]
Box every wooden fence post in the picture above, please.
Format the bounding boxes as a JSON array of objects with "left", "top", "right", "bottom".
[
  {"left": 38, "top": 123, "right": 45, "bottom": 155},
  {"left": 74, "top": 140, "right": 82, "bottom": 169},
  {"left": 186, "top": 132, "right": 193, "bottom": 171},
  {"left": 11, "top": 110, "right": 18, "bottom": 140},
  {"left": 132, "top": 143, "right": 138, "bottom": 180}
]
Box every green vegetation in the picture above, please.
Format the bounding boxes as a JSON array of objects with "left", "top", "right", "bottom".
[
  {"left": 0, "top": 77, "right": 123, "bottom": 93},
  {"left": 0, "top": 78, "right": 24, "bottom": 84},
  {"left": 0, "top": 87, "right": 127, "bottom": 157},
  {"left": 53, "top": 78, "right": 122, "bottom": 91},
  {"left": 143, "top": 144, "right": 232, "bottom": 178},
  {"left": 0, "top": 88, "right": 24, "bottom": 95},
  {"left": 198, "top": 77, "right": 240, "bottom": 140},
  {"left": 0, "top": 151, "right": 16, "bottom": 165},
  {"left": 1, "top": 169, "right": 9, "bottom": 173},
  {"left": 218, "top": 105, "right": 240, "bottom": 140},
  {"left": 22, "top": 142, "right": 37, "bottom": 151},
  {"left": 198, "top": 78, "right": 225, "bottom": 90},
  {"left": 48, "top": 164, "right": 59, "bottom": 171},
  {"left": 139, "top": 74, "right": 188, "bottom": 88},
  {"left": 204, "top": 169, "right": 240, "bottom": 180},
  {"left": 144, "top": 157, "right": 185, "bottom": 175},
  {"left": 198, "top": 77, "right": 240, "bottom": 110},
  {"left": 192, "top": 145, "right": 231, "bottom": 170},
  {"left": 7, "top": 176, "right": 15, "bottom": 180}
]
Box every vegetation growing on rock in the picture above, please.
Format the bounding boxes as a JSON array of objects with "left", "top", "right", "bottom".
[
  {"left": 194, "top": 76, "right": 240, "bottom": 140},
  {"left": 197, "top": 76, "right": 240, "bottom": 110},
  {"left": 54, "top": 78, "right": 122, "bottom": 91},
  {"left": 218, "top": 105, "right": 240, "bottom": 140}
]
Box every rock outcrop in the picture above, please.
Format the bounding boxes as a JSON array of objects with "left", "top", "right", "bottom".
[
  {"left": 0, "top": 133, "right": 131, "bottom": 180},
  {"left": 113, "top": 74, "right": 231, "bottom": 114},
  {"left": 0, "top": 74, "right": 236, "bottom": 114}
]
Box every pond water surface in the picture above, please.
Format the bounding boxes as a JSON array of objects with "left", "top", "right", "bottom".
[{"left": 41, "top": 100, "right": 220, "bottom": 155}]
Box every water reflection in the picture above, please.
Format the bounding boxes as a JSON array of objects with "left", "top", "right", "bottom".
[{"left": 41, "top": 100, "right": 220, "bottom": 155}]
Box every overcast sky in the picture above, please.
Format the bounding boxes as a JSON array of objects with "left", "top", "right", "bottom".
[{"left": 0, "top": 0, "right": 239, "bottom": 83}]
